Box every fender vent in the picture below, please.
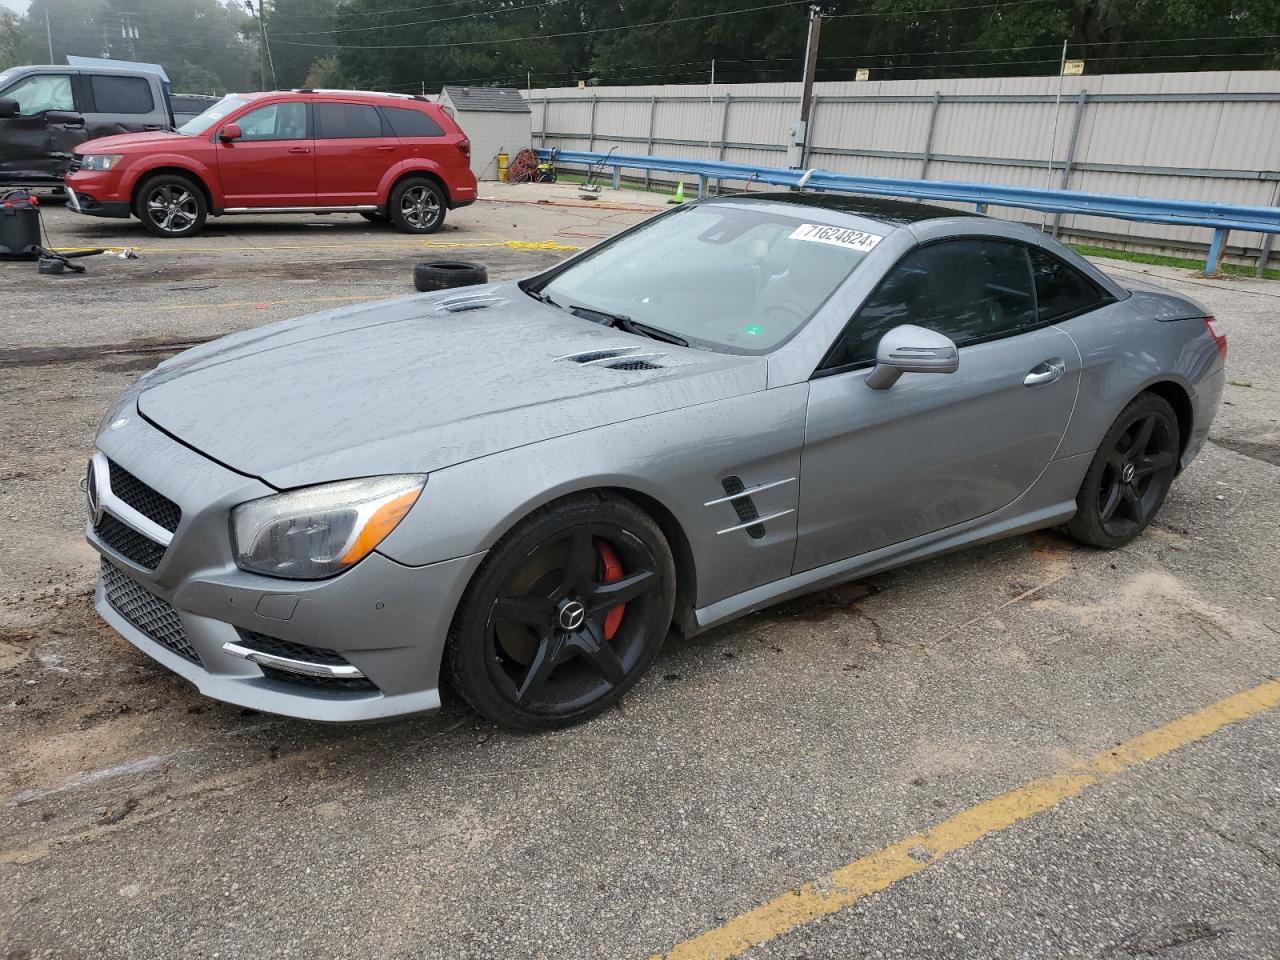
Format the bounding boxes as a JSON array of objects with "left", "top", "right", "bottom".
[{"left": 721, "top": 476, "right": 766, "bottom": 540}]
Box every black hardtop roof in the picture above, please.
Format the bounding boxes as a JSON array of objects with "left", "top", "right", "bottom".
[{"left": 728, "top": 191, "right": 980, "bottom": 226}]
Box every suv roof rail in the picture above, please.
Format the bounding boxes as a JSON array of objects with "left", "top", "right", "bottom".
[{"left": 291, "top": 88, "right": 427, "bottom": 101}]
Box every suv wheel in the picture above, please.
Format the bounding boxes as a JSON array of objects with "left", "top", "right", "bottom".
[
  {"left": 389, "top": 177, "right": 446, "bottom": 234},
  {"left": 135, "top": 174, "right": 207, "bottom": 238}
]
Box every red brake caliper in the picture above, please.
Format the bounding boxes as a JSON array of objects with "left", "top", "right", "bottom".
[{"left": 596, "top": 540, "right": 625, "bottom": 641}]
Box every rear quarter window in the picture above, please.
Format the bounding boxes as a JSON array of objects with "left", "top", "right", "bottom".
[
  {"left": 90, "top": 75, "right": 155, "bottom": 114},
  {"left": 382, "top": 105, "right": 445, "bottom": 138}
]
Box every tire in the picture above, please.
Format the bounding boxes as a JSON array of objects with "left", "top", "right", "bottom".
[
  {"left": 414, "top": 260, "right": 487, "bottom": 292},
  {"left": 388, "top": 176, "right": 446, "bottom": 234},
  {"left": 135, "top": 173, "right": 207, "bottom": 238},
  {"left": 1063, "top": 392, "right": 1180, "bottom": 549},
  {"left": 359, "top": 211, "right": 389, "bottom": 224},
  {"left": 445, "top": 492, "right": 677, "bottom": 730}
]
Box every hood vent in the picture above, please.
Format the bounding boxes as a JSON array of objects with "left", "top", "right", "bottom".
[
  {"left": 606, "top": 358, "right": 663, "bottom": 371},
  {"left": 559, "top": 348, "right": 667, "bottom": 370},
  {"left": 435, "top": 294, "right": 507, "bottom": 314}
]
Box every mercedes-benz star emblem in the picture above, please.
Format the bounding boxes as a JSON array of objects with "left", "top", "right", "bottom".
[
  {"left": 85, "top": 458, "right": 103, "bottom": 525},
  {"left": 558, "top": 600, "right": 586, "bottom": 632}
]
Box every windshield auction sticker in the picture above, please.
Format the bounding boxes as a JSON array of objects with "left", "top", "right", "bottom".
[{"left": 788, "top": 223, "right": 883, "bottom": 252}]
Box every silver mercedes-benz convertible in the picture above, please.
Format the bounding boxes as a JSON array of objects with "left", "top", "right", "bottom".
[{"left": 85, "top": 193, "right": 1227, "bottom": 729}]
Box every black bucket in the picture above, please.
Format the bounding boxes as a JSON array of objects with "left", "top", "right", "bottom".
[{"left": 0, "top": 191, "right": 42, "bottom": 259}]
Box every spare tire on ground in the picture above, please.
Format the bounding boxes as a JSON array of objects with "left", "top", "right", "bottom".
[{"left": 414, "top": 260, "right": 488, "bottom": 292}]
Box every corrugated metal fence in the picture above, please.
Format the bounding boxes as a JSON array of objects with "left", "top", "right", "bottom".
[{"left": 530, "top": 71, "right": 1280, "bottom": 264}]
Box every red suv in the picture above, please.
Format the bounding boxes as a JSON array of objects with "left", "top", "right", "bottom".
[{"left": 64, "top": 89, "right": 477, "bottom": 238}]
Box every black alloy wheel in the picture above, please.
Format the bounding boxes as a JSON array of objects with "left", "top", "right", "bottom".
[
  {"left": 446, "top": 494, "right": 676, "bottom": 729},
  {"left": 1065, "top": 392, "right": 1180, "bottom": 549}
]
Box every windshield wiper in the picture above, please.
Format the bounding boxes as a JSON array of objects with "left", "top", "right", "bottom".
[
  {"left": 568, "top": 305, "right": 688, "bottom": 347},
  {"left": 526, "top": 286, "right": 561, "bottom": 309}
]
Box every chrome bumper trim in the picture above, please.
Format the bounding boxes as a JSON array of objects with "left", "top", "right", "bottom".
[{"left": 221, "top": 642, "right": 366, "bottom": 679}]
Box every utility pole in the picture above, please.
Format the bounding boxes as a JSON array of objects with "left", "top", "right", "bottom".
[
  {"left": 793, "top": 3, "right": 823, "bottom": 168},
  {"left": 45, "top": 0, "right": 55, "bottom": 63},
  {"left": 245, "top": 0, "right": 277, "bottom": 91}
]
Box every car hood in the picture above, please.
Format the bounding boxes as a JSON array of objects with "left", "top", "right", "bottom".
[
  {"left": 136, "top": 282, "right": 768, "bottom": 488},
  {"left": 76, "top": 130, "right": 183, "bottom": 154}
]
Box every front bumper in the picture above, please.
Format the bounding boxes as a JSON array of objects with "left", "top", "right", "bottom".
[
  {"left": 87, "top": 411, "right": 485, "bottom": 722},
  {"left": 64, "top": 171, "right": 132, "bottom": 219}
]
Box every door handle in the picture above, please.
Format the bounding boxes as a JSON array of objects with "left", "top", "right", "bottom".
[
  {"left": 375, "top": 145, "right": 396, "bottom": 151},
  {"left": 288, "top": 146, "right": 311, "bottom": 154},
  {"left": 143, "top": 124, "right": 164, "bottom": 130},
  {"left": 1024, "top": 358, "right": 1066, "bottom": 386}
]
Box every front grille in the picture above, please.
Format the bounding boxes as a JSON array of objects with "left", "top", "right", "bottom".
[
  {"left": 94, "top": 512, "right": 166, "bottom": 569},
  {"left": 101, "top": 559, "right": 200, "bottom": 664},
  {"left": 107, "top": 460, "right": 181, "bottom": 532}
]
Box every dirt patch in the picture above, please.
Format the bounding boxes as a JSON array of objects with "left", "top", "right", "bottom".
[{"left": 0, "top": 336, "right": 212, "bottom": 369}]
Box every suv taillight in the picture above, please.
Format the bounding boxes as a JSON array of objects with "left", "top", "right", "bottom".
[
  {"left": 1203, "top": 317, "right": 1227, "bottom": 359},
  {"left": 456, "top": 138, "right": 470, "bottom": 161}
]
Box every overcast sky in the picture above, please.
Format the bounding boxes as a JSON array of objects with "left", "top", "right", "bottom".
[{"left": 1, "top": 0, "right": 30, "bottom": 13}]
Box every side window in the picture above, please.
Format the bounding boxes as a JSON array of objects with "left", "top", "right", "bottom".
[
  {"left": 827, "top": 239, "right": 1039, "bottom": 369},
  {"left": 89, "top": 75, "right": 154, "bottom": 114},
  {"left": 234, "top": 102, "right": 307, "bottom": 141},
  {"left": 1029, "top": 247, "right": 1110, "bottom": 322},
  {"left": 314, "top": 102, "right": 385, "bottom": 139},
  {"left": 6, "top": 74, "right": 74, "bottom": 115},
  {"left": 382, "top": 105, "right": 445, "bottom": 138}
]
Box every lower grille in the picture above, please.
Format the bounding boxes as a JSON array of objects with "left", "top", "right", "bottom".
[
  {"left": 237, "top": 630, "right": 379, "bottom": 694},
  {"left": 259, "top": 665, "right": 379, "bottom": 693},
  {"left": 101, "top": 560, "right": 200, "bottom": 664},
  {"left": 94, "top": 512, "right": 167, "bottom": 569}
]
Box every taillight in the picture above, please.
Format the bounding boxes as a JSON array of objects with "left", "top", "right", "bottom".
[
  {"left": 456, "top": 138, "right": 470, "bottom": 160},
  {"left": 1203, "top": 316, "right": 1227, "bottom": 359}
]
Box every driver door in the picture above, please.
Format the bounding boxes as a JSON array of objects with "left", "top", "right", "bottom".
[
  {"left": 215, "top": 100, "right": 315, "bottom": 208},
  {"left": 0, "top": 72, "right": 84, "bottom": 182},
  {"left": 794, "top": 237, "right": 1080, "bottom": 573}
]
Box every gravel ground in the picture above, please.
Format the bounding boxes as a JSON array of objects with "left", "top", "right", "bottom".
[{"left": 1, "top": 188, "right": 1277, "bottom": 960}]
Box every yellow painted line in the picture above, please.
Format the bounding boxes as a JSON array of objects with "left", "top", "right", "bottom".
[
  {"left": 50, "top": 238, "right": 577, "bottom": 255},
  {"left": 655, "top": 677, "right": 1280, "bottom": 960}
]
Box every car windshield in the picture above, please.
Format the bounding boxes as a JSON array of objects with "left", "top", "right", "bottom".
[
  {"left": 535, "top": 202, "right": 884, "bottom": 354},
  {"left": 176, "top": 95, "right": 250, "bottom": 135}
]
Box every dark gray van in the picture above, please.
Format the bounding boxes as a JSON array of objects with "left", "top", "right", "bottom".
[{"left": 0, "top": 64, "right": 174, "bottom": 187}]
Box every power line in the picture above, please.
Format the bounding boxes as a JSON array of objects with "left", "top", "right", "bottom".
[
  {"left": 272, "top": 0, "right": 800, "bottom": 49},
  {"left": 826, "top": 0, "right": 1054, "bottom": 17},
  {"left": 272, "top": 0, "right": 568, "bottom": 39}
]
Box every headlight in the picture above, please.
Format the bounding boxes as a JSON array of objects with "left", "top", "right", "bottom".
[
  {"left": 231, "top": 475, "right": 425, "bottom": 580},
  {"left": 80, "top": 154, "right": 125, "bottom": 171}
]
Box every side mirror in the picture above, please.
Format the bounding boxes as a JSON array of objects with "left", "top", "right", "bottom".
[
  {"left": 0, "top": 98, "right": 21, "bottom": 118},
  {"left": 219, "top": 123, "right": 242, "bottom": 142},
  {"left": 865, "top": 324, "right": 958, "bottom": 390}
]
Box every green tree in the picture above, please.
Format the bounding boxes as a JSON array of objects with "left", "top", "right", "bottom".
[{"left": 0, "top": 9, "right": 24, "bottom": 71}]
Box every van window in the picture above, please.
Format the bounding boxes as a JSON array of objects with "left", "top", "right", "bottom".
[
  {"left": 382, "top": 105, "right": 445, "bottom": 138},
  {"left": 314, "top": 102, "right": 386, "bottom": 139},
  {"left": 6, "top": 73, "right": 74, "bottom": 115},
  {"left": 90, "top": 75, "right": 155, "bottom": 115}
]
